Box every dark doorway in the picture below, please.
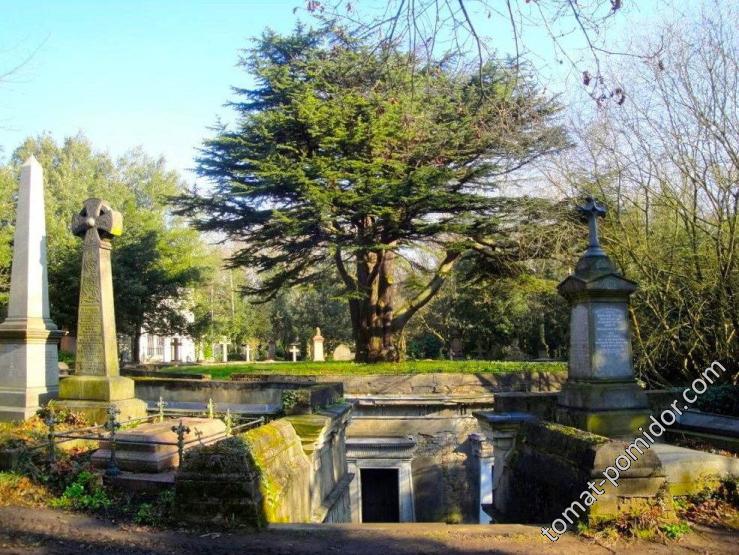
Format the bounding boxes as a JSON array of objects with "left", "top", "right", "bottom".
[{"left": 361, "top": 468, "right": 400, "bottom": 522}]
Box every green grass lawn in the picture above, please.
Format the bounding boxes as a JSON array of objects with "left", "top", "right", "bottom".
[{"left": 159, "top": 359, "right": 567, "bottom": 380}]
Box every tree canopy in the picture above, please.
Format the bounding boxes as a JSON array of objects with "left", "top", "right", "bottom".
[{"left": 178, "top": 26, "right": 569, "bottom": 361}]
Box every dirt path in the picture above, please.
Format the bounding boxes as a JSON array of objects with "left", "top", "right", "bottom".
[{"left": 0, "top": 506, "right": 735, "bottom": 554}]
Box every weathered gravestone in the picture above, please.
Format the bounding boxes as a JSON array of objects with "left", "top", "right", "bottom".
[
  {"left": 0, "top": 157, "right": 62, "bottom": 421},
  {"left": 449, "top": 337, "right": 464, "bottom": 360},
  {"left": 267, "top": 339, "right": 276, "bottom": 361},
  {"left": 56, "top": 199, "right": 147, "bottom": 423},
  {"left": 556, "top": 197, "right": 650, "bottom": 438},
  {"left": 331, "top": 343, "right": 353, "bottom": 362},
  {"left": 311, "top": 327, "right": 325, "bottom": 362}
]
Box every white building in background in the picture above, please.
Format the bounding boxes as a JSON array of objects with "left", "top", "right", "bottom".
[{"left": 133, "top": 332, "right": 197, "bottom": 364}]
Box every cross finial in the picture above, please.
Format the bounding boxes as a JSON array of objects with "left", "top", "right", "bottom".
[
  {"left": 71, "top": 198, "right": 123, "bottom": 247},
  {"left": 577, "top": 196, "right": 607, "bottom": 255}
]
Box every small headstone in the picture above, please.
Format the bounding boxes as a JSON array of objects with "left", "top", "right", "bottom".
[
  {"left": 170, "top": 337, "right": 183, "bottom": 362},
  {"left": 245, "top": 344, "right": 252, "bottom": 362},
  {"left": 449, "top": 337, "right": 464, "bottom": 360},
  {"left": 220, "top": 337, "right": 229, "bottom": 363},
  {"left": 289, "top": 343, "right": 300, "bottom": 362},
  {"left": 312, "top": 327, "right": 325, "bottom": 362},
  {"left": 332, "top": 343, "right": 353, "bottom": 361}
]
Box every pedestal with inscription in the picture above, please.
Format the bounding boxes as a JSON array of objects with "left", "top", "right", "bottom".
[
  {"left": 56, "top": 199, "right": 146, "bottom": 424},
  {"left": 556, "top": 198, "right": 650, "bottom": 438}
]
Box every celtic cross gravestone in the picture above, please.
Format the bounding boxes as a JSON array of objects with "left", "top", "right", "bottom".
[{"left": 56, "top": 199, "right": 146, "bottom": 423}]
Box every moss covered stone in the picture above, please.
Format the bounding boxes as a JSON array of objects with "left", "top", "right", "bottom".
[
  {"left": 175, "top": 436, "right": 266, "bottom": 528},
  {"left": 241, "top": 419, "right": 312, "bottom": 523}
]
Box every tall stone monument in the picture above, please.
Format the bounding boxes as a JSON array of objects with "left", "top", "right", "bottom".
[
  {"left": 556, "top": 197, "right": 650, "bottom": 438},
  {"left": 56, "top": 199, "right": 146, "bottom": 423},
  {"left": 0, "top": 157, "right": 62, "bottom": 421},
  {"left": 311, "top": 327, "right": 325, "bottom": 362}
]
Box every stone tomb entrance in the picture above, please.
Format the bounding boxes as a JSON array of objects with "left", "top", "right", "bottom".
[
  {"left": 360, "top": 468, "right": 399, "bottom": 522},
  {"left": 347, "top": 436, "right": 416, "bottom": 523}
]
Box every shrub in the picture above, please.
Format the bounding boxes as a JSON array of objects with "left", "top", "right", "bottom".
[{"left": 50, "top": 470, "right": 111, "bottom": 511}]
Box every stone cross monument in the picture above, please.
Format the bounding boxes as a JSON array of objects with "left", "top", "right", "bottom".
[
  {"left": 56, "top": 199, "right": 146, "bottom": 423},
  {"left": 556, "top": 197, "right": 649, "bottom": 438},
  {"left": 312, "top": 327, "right": 325, "bottom": 362},
  {"left": 289, "top": 343, "right": 300, "bottom": 362},
  {"left": 0, "top": 157, "right": 62, "bottom": 421}
]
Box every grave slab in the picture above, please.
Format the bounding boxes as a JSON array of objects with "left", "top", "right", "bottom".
[{"left": 91, "top": 417, "right": 227, "bottom": 472}]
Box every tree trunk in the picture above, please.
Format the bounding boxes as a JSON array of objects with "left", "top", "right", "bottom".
[{"left": 346, "top": 247, "right": 459, "bottom": 363}]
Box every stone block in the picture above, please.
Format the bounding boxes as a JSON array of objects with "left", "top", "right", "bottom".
[
  {"left": 556, "top": 406, "right": 651, "bottom": 438},
  {"left": 558, "top": 379, "right": 649, "bottom": 411},
  {"left": 652, "top": 443, "right": 739, "bottom": 496},
  {"left": 176, "top": 436, "right": 266, "bottom": 527},
  {"left": 59, "top": 375, "right": 135, "bottom": 401}
]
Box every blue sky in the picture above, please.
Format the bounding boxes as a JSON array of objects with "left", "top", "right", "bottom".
[
  {"left": 0, "top": 1, "right": 300, "bottom": 179},
  {"left": 0, "top": 0, "right": 662, "bottom": 183}
]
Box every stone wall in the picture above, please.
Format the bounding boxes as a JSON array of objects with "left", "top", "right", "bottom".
[
  {"left": 231, "top": 371, "right": 566, "bottom": 396},
  {"left": 175, "top": 436, "right": 266, "bottom": 527},
  {"left": 241, "top": 418, "right": 313, "bottom": 522},
  {"left": 348, "top": 400, "right": 487, "bottom": 523},
  {"left": 489, "top": 420, "right": 667, "bottom": 524},
  {"left": 133, "top": 377, "right": 342, "bottom": 409},
  {"left": 175, "top": 404, "right": 353, "bottom": 525},
  {"left": 284, "top": 404, "right": 353, "bottom": 523}
]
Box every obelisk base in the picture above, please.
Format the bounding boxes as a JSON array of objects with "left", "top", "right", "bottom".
[
  {"left": 56, "top": 375, "right": 147, "bottom": 424},
  {"left": 53, "top": 398, "right": 147, "bottom": 425},
  {"left": 0, "top": 322, "right": 62, "bottom": 422},
  {"left": 557, "top": 378, "right": 650, "bottom": 438}
]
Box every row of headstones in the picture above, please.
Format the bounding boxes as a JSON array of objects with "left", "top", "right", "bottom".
[{"left": 212, "top": 328, "right": 355, "bottom": 363}]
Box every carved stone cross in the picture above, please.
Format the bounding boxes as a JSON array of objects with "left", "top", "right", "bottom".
[
  {"left": 577, "top": 196, "right": 606, "bottom": 256},
  {"left": 71, "top": 199, "right": 123, "bottom": 377},
  {"left": 289, "top": 344, "right": 300, "bottom": 362},
  {"left": 72, "top": 198, "right": 123, "bottom": 247}
]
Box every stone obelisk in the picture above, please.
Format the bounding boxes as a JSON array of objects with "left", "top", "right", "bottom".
[
  {"left": 0, "top": 156, "right": 62, "bottom": 421},
  {"left": 56, "top": 199, "right": 146, "bottom": 423}
]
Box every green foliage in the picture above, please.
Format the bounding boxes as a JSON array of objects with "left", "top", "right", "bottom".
[
  {"left": 0, "top": 134, "right": 211, "bottom": 358},
  {"left": 407, "top": 264, "right": 569, "bottom": 360},
  {"left": 165, "top": 359, "right": 565, "bottom": 379},
  {"left": 178, "top": 25, "right": 569, "bottom": 361},
  {"left": 58, "top": 351, "right": 76, "bottom": 366},
  {"left": 268, "top": 272, "right": 353, "bottom": 353},
  {"left": 50, "top": 470, "right": 111, "bottom": 511},
  {"left": 132, "top": 492, "right": 175, "bottom": 527},
  {"left": 660, "top": 522, "right": 691, "bottom": 540},
  {"left": 280, "top": 390, "right": 300, "bottom": 413}
]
